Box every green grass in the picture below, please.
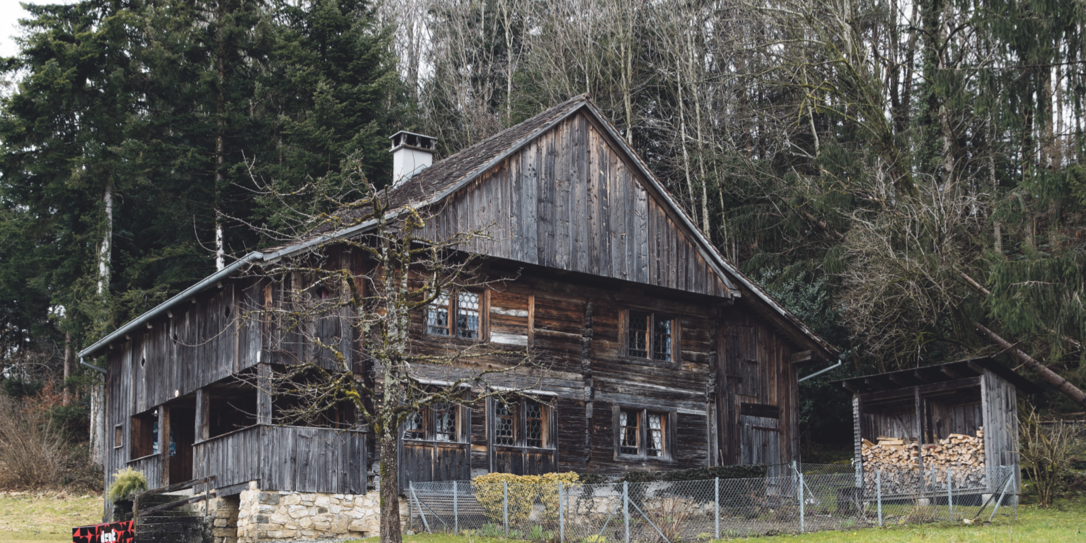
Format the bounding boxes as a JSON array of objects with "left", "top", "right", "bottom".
[
  {"left": 0, "top": 492, "right": 102, "bottom": 543},
  {"left": 2, "top": 490, "right": 1082, "bottom": 543},
  {"left": 352, "top": 497, "right": 1086, "bottom": 543}
]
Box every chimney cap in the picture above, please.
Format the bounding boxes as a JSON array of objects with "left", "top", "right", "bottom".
[{"left": 390, "top": 131, "right": 437, "bottom": 153}]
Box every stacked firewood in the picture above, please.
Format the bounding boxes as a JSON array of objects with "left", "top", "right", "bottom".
[{"left": 861, "top": 429, "right": 986, "bottom": 494}]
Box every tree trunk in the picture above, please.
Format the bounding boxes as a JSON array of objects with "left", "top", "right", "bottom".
[
  {"left": 97, "top": 184, "right": 112, "bottom": 296},
  {"left": 379, "top": 434, "right": 402, "bottom": 543},
  {"left": 215, "top": 2, "right": 226, "bottom": 271},
  {"left": 974, "top": 322, "right": 1086, "bottom": 408},
  {"left": 63, "top": 331, "right": 72, "bottom": 405}
]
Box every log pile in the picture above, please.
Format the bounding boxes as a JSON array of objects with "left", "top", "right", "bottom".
[{"left": 862, "top": 428, "right": 986, "bottom": 495}]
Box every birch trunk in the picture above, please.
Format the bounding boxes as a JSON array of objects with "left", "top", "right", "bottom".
[{"left": 97, "top": 184, "right": 112, "bottom": 295}]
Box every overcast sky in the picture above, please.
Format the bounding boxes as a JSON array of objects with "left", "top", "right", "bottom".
[{"left": 1, "top": 1, "right": 80, "bottom": 59}]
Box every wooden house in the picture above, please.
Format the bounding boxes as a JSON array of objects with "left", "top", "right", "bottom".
[
  {"left": 80, "top": 96, "right": 838, "bottom": 519},
  {"left": 835, "top": 358, "right": 1038, "bottom": 495}
]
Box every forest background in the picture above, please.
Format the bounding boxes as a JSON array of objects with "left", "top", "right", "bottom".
[{"left": 2, "top": 0, "right": 1086, "bottom": 488}]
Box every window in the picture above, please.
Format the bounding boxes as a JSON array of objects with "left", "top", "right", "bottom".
[
  {"left": 490, "top": 398, "right": 553, "bottom": 449},
  {"left": 130, "top": 410, "right": 158, "bottom": 459},
  {"left": 114, "top": 424, "right": 124, "bottom": 449},
  {"left": 626, "top": 311, "right": 675, "bottom": 362},
  {"left": 615, "top": 407, "right": 670, "bottom": 459},
  {"left": 494, "top": 401, "right": 516, "bottom": 446},
  {"left": 427, "top": 291, "right": 482, "bottom": 339},
  {"left": 403, "top": 402, "right": 465, "bottom": 442}
]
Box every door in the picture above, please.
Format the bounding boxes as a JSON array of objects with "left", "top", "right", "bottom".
[{"left": 740, "top": 414, "right": 781, "bottom": 469}]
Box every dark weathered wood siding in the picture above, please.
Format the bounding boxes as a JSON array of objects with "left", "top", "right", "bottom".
[
  {"left": 981, "top": 371, "right": 1020, "bottom": 492},
  {"left": 717, "top": 317, "right": 798, "bottom": 467},
  {"left": 421, "top": 112, "right": 730, "bottom": 299},
  {"left": 99, "top": 108, "right": 820, "bottom": 511}
]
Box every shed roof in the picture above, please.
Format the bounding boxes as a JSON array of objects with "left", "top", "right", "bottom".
[{"left": 834, "top": 357, "right": 1042, "bottom": 396}]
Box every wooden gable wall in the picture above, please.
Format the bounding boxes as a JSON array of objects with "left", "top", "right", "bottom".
[{"left": 421, "top": 111, "right": 730, "bottom": 298}]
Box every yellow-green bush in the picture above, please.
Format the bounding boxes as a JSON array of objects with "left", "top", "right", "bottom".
[
  {"left": 471, "top": 472, "right": 580, "bottom": 524},
  {"left": 107, "top": 468, "right": 148, "bottom": 502}
]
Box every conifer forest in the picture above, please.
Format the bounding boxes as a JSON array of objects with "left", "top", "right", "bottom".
[{"left": 2, "top": 0, "right": 1086, "bottom": 465}]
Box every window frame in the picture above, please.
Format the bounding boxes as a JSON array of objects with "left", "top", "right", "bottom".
[
  {"left": 402, "top": 400, "right": 469, "bottom": 443},
  {"left": 621, "top": 310, "right": 679, "bottom": 365},
  {"left": 114, "top": 424, "right": 124, "bottom": 450},
  {"left": 488, "top": 396, "right": 555, "bottom": 451},
  {"left": 612, "top": 405, "right": 676, "bottom": 462},
  {"left": 425, "top": 290, "right": 487, "bottom": 341}
]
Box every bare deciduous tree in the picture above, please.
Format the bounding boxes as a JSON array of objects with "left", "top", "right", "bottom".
[{"left": 240, "top": 161, "right": 542, "bottom": 543}]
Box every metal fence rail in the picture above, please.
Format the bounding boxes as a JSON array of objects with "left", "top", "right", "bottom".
[{"left": 407, "top": 464, "right": 1017, "bottom": 541}]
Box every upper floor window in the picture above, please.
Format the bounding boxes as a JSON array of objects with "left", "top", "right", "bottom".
[
  {"left": 404, "top": 401, "right": 465, "bottom": 442},
  {"left": 490, "top": 397, "right": 553, "bottom": 449},
  {"left": 627, "top": 311, "right": 674, "bottom": 362},
  {"left": 615, "top": 406, "right": 671, "bottom": 460},
  {"left": 427, "top": 291, "right": 481, "bottom": 339}
]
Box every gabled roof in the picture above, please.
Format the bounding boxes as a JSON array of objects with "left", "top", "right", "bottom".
[{"left": 80, "top": 96, "right": 839, "bottom": 361}]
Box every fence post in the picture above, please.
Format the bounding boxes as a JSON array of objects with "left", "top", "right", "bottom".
[
  {"left": 503, "top": 481, "right": 509, "bottom": 537},
  {"left": 877, "top": 470, "right": 882, "bottom": 527},
  {"left": 453, "top": 481, "right": 459, "bottom": 535},
  {"left": 947, "top": 467, "right": 952, "bottom": 521},
  {"left": 559, "top": 481, "right": 565, "bottom": 543},
  {"left": 714, "top": 477, "right": 720, "bottom": 540},
  {"left": 623, "top": 481, "right": 630, "bottom": 543},
  {"left": 798, "top": 472, "right": 805, "bottom": 533},
  {"left": 408, "top": 481, "right": 414, "bottom": 532}
]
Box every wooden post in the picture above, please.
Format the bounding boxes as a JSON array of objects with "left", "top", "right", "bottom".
[
  {"left": 196, "top": 388, "right": 210, "bottom": 441},
  {"left": 257, "top": 364, "right": 272, "bottom": 425},
  {"left": 914, "top": 386, "right": 925, "bottom": 497},
  {"left": 159, "top": 406, "right": 170, "bottom": 485}
]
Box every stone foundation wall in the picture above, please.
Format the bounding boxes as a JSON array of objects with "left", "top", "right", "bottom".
[
  {"left": 235, "top": 482, "right": 405, "bottom": 542},
  {"left": 192, "top": 495, "right": 241, "bottom": 543}
]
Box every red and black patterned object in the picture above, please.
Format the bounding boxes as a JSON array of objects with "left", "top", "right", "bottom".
[{"left": 72, "top": 521, "right": 134, "bottom": 543}]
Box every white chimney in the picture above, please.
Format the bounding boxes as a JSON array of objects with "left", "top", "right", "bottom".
[{"left": 390, "top": 131, "right": 436, "bottom": 186}]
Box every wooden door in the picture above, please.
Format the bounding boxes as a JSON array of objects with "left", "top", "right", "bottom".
[
  {"left": 740, "top": 414, "right": 780, "bottom": 467},
  {"left": 719, "top": 324, "right": 756, "bottom": 464}
]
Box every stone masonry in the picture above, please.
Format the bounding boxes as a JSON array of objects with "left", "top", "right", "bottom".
[
  {"left": 233, "top": 482, "right": 407, "bottom": 543},
  {"left": 192, "top": 495, "right": 241, "bottom": 543}
]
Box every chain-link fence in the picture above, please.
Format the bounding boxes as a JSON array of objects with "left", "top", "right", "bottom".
[{"left": 406, "top": 464, "right": 1017, "bottom": 541}]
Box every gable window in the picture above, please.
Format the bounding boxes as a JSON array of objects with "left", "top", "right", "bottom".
[
  {"left": 490, "top": 398, "right": 554, "bottom": 450},
  {"left": 427, "top": 292, "right": 482, "bottom": 339},
  {"left": 626, "top": 311, "right": 675, "bottom": 362},
  {"left": 615, "top": 406, "right": 672, "bottom": 460},
  {"left": 404, "top": 401, "right": 466, "bottom": 442}
]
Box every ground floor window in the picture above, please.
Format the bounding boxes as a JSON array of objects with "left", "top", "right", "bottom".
[
  {"left": 614, "top": 406, "right": 674, "bottom": 460},
  {"left": 489, "top": 397, "right": 554, "bottom": 449}
]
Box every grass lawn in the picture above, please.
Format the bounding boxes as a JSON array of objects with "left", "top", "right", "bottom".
[
  {"left": 2, "top": 491, "right": 1082, "bottom": 543},
  {"left": 0, "top": 492, "right": 102, "bottom": 543},
  {"left": 354, "top": 497, "right": 1086, "bottom": 543}
]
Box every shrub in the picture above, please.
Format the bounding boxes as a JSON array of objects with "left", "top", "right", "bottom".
[
  {"left": 472, "top": 472, "right": 580, "bottom": 524},
  {"left": 1018, "top": 405, "right": 1074, "bottom": 508},
  {"left": 107, "top": 468, "right": 148, "bottom": 502},
  {"left": 0, "top": 395, "right": 67, "bottom": 489},
  {"left": 620, "top": 464, "right": 767, "bottom": 483}
]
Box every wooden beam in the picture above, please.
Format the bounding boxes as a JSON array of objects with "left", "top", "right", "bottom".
[
  {"left": 888, "top": 373, "right": 912, "bottom": 387},
  {"left": 940, "top": 365, "right": 963, "bottom": 379},
  {"left": 914, "top": 387, "right": 925, "bottom": 472},
  {"left": 256, "top": 364, "right": 272, "bottom": 425},
  {"left": 790, "top": 350, "right": 814, "bottom": 363},
  {"left": 864, "top": 377, "right": 887, "bottom": 391},
  {"left": 858, "top": 377, "right": 981, "bottom": 404},
  {"left": 195, "top": 388, "right": 210, "bottom": 442},
  {"left": 913, "top": 369, "right": 935, "bottom": 383},
  {"left": 159, "top": 406, "right": 170, "bottom": 486}
]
